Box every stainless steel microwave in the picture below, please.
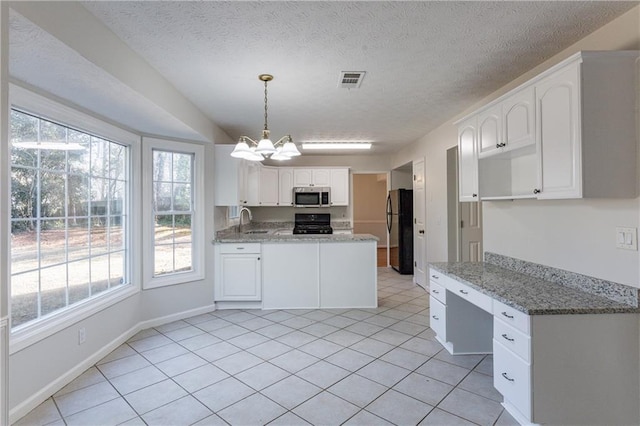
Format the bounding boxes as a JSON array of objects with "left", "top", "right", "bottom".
[{"left": 293, "top": 187, "right": 331, "bottom": 207}]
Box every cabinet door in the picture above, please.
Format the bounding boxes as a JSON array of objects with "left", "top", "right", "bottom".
[
  {"left": 216, "top": 254, "right": 261, "bottom": 301},
  {"left": 214, "top": 145, "right": 240, "bottom": 206},
  {"left": 503, "top": 86, "right": 535, "bottom": 151},
  {"left": 458, "top": 118, "right": 479, "bottom": 201},
  {"left": 312, "top": 169, "right": 331, "bottom": 187},
  {"left": 259, "top": 167, "right": 279, "bottom": 206},
  {"left": 244, "top": 162, "right": 261, "bottom": 206},
  {"left": 535, "top": 63, "right": 581, "bottom": 199},
  {"left": 278, "top": 168, "right": 294, "bottom": 206},
  {"left": 329, "top": 168, "right": 349, "bottom": 206},
  {"left": 293, "top": 169, "right": 313, "bottom": 186},
  {"left": 477, "top": 106, "right": 502, "bottom": 157}
]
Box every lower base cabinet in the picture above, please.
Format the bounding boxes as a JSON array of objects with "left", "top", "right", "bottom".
[
  {"left": 262, "top": 243, "right": 319, "bottom": 309},
  {"left": 214, "top": 244, "right": 261, "bottom": 301}
]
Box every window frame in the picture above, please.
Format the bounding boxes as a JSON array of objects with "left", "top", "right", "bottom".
[
  {"left": 142, "top": 137, "right": 204, "bottom": 289},
  {"left": 8, "top": 84, "right": 142, "bottom": 353}
]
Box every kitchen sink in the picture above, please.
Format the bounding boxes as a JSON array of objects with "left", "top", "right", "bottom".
[{"left": 243, "top": 230, "right": 269, "bottom": 234}]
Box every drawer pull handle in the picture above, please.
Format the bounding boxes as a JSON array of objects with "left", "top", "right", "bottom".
[
  {"left": 501, "top": 372, "right": 515, "bottom": 382},
  {"left": 431, "top": 275, "right": 439, "bottom": 279},
  {"left": 432, "top": 315, "right": 439, "bottom": 320},
  {"left": 459, "top": 290, "right": 469, "bottom": 295},
  {"left": 501, "top": 311, "right": 514, "bottom": 319},
  {"left": 501, "top": 334, "right": 514, "bottom": 342},
  {"left": 236, "top": 247, "right": 245, "bottom": 250},
  {"left": 432, "top": 289, "right": 439, "bottom": 294}
]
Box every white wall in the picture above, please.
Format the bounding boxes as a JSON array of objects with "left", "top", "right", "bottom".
[{"left": 392, "top": 5, "right": 640, "bottom": 287}]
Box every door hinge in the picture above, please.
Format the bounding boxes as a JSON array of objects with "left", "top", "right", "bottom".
[
  {"left": 413, "top": 175, "right": 416, "bottom": 181},
  {"left": 414, "top": 261, "right": 417, "bottom": 267},
  {"left": 460, "top": 220, "right": 464, "bottom": 228},
  {"left": 414, "top": 218, "right": 416, "bottom": 224}
]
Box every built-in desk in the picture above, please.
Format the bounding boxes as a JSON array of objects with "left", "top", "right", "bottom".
[{"left": 429, "top": 262, "right": 640, "bottom": 426}]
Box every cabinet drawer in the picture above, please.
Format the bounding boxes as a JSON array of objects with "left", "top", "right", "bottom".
[
  {"left": 429, "top": 269, "right": 444, "bottom": 282},
  {"left": 218, "top": 243, "right": 261, "bottom": 254},
  {"left": 447, "top": 279, "right": 492, "bottom": 313},
  {"left": 430, "top": 281, "right": 446, "bottom": 304},
  {"left": 494, "top": 318, "right": 531, "bottom": 363},
  {"left": 429, "top": 296, "right": 446, "bottom": 340},
  {"left": 493, "top": 340, "right": 531, "bottom": 419},
  {"left": 493, "top": 299, "right": 530, "bottom": 334}
]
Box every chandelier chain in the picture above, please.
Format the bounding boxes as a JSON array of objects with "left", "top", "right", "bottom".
[{"left": 264, "top": 79, "right": 269, "bottom": 131}]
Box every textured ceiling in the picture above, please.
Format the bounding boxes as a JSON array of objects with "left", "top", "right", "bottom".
[{"left": 10, "top": 2, "right": 639, "bottom": 153}]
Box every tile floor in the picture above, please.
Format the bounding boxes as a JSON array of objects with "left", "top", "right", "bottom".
[{"left": 15, "top": 268, "right": 518, "bottom": 426}]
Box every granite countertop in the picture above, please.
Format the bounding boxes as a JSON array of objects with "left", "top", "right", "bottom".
[
  {"left": 430, "top": 261, "right": 640, "bottom": 315},
  {"left": 213, "top": 221, "right": 373, "bottom": 243}
]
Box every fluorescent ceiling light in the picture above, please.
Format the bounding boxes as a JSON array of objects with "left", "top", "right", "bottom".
[{"left": 302, "top": 142, "right": 372, "bottom": 150}]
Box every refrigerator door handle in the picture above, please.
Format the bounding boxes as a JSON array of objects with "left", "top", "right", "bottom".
[{"left": 386, "top": 193, "right": 392, "bottom": 233}]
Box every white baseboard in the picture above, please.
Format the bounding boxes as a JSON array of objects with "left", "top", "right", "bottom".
[{"left": 8, "top": 303, "right": 216, "bottom": 424}]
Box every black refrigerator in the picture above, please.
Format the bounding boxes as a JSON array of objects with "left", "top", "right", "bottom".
[{"left": 386, "top": 189, "right": 414, "bottom": 274}]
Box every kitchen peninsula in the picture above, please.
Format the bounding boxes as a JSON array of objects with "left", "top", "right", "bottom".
[{"left": 213, "top": 226, "right": 378, "bottom": 310}]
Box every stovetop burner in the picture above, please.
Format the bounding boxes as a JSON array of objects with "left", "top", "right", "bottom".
[{"left": 293, "top": 213, "right": 333, "bottom": 235}]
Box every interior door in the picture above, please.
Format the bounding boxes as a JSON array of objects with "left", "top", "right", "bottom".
[
  {"left": 460, "top": 201, "right": 482, "bottom": 262},
  {"left": 413, "top": 159, "right": 426, "bottom": 288}
]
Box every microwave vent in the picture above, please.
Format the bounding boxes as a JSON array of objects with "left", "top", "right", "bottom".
[{"left": 339, "top": 71, "right": 366, "bottom": 89}]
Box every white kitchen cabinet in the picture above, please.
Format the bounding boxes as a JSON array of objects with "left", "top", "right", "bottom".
[
  {"left": 259, "top": 166, "right": 279, "bottom": 206},
  {"left": 535, "top": 52, "right": 637, "bottom": 199},
  {"left": 238, "top": 160, "right": 260, "bottom": 206},
  {"left": 293, "top": 168, "right": 331, "bottom": 187},
  {"left": 214, "top": 145, "right": 240, "bottom": 206},
  {"left": 329, "top": 168, "right": 349, "bottom": 206},
  {"left": 262, "top": 243, "right": 319, "bottom": 309},
  {"left": 457, "top": 117, "right": 479, "bottom": 202},
  {"left": 214, "top": 244, "right": 261, "bottom": 301},
  {"left": 477, "top": 105, "right": 501, "bottom": 157},
  {"left": 278, "top": 168, "right": 294, "bottom": 206}
]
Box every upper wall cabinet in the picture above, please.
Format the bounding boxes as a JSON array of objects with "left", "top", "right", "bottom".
[
  {"left": 458, "top": 117, "right": 479, "bottom": 202},
  {"left": 458, "top": 50, "right": 638, "bottom": 201},
  {"left": 294, "top": 169, "right": 332, "bottom": 187},
  {"left": 214, "top": 145, "right": 240, "bottom": 206},
  {"left": 329, "top": 168, "right": 350, "bottom": 206},
  {"left": 279, "top": 168, "right": 294, "bottom": 206}
]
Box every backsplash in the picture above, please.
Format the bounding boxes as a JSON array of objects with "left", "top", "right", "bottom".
[{"left": 485, "top": 252, "right": 640, "bottom": 307}]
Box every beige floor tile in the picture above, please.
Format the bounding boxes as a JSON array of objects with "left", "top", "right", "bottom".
[
  {"left": 293, "top": 391, "right": 359, "bottom": 425},
  {"left": 141, "top": 395, "right": 212, "bottom": 425},
  {"left": 261, "top": 375, "right": 321, "bottom": 410},
  {"left": 366, "top": 389, "right": 434, "bottom": 425}
]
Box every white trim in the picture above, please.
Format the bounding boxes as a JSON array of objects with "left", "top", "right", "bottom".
[
  {"left": 7, "top": 86, "right": 143, "bottom": 349},
  {"left": 142, "top": 137, "right": 205, "bottom": 289},
  {"left": 8, "top": 302, "right": 216, "bottom": 424}
]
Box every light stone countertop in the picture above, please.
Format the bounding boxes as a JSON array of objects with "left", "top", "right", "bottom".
[
  {"left": 430, "top": 261, "right": 640, "bottom": 315},
  {"left": 213, "top": 230, "right": 378, "bottom": 244}
]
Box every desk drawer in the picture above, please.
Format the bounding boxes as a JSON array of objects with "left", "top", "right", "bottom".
[
  {"left": 430, "top": 281, "right": 446, "bottom": 304},
  {"left": 218, "top": 243, "right": 261, "bottom": 254},
  {"left": 493, "top": 300, "right": 530, "bottom": 334},
  {"left": 494, "top": 317, "right": 531, "bottom": 363},
  {"left": 494, "top": 340, "right": 531, "bottom": 419},
  {"left": 447, "top": 279, "right": 492, "bottom": 313},
  {"left": 429, "top": 296, "right": 446, "bottom": 340}
]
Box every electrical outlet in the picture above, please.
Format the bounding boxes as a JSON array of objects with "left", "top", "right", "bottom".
[
  {"left": 616, "top": 227, "right": 637, "bottom": 251},
  {"left": 78, "top": 327, "right": 86, "bottom": 345}
]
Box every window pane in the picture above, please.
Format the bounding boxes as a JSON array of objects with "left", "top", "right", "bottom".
[
  {"left": 90, "top": 177, "right": 109, "bottom": 215},
  {"left": 174, "top": 214, "right": 192, "bottom": 244},
  {"left": 68, "top": 130, "right": 91, "bottom": 175},
  {"left": 11, "top": 167, "right": 37, "bottom": 219},
  {"left": 40, "top": 219, "right": 66, "bottom": 267},
  {"left": 153, "top": 150, "right": 172, "bottom": 182},
  {"left": 11, "top": 271, "right": 39, "bottom": 328},
  {"left": 91, "top": 255, "right": 110, "bottom": 296},
  {"left": 11, "top": 110, "right": 38, "bottom": 142},
  {"left": 68, "top": 219, "right": 90, "bottom": 261},
  {"left": 111, "top": 180, "right": 125, "bottom": 216},
  {"left": 40, "top": 172, "right": 66, "bottom": 218},
  {"left": 68, "top": 174, "right": 89, "bottom": 217},
  {"left": 154, "top": 244, "right": 174, "bottom": 276},
  {"left": 68, "top": 259, "right": 90, "bottom": 305},
  {"left": 109, "top": 217, "right": 124, "bottom": 252},
  {"left": 40, "top": 264, "right": 67, "bottom": 316},
  {"left": 173, "top": 153, "right": 192, "bottom": 182},
  {"left": 40, "top": 119, "right": 66, "bottom": 142},
  {"left": 90, "top": 219, "right": 108, "bottom": 255},
  {"left": 173, "top": 183, "right": 191, "bottom": 211},
  {"left": 174, "top": 243, "right": 192, "bottom": 273},
  {"left": 153, "top": 182, "right": 172, "bottom": 211},
  {"left": 40, "top": 148, "right": 66, "bottom": 172},
  {"left": 11, "top": 224, "right": 38, "bottom": 274},
  {"left": 110, "top": 251, "right": 125, "bottom": 287},
  {"left": 110, "top": 143, "right": 126, "bottom": 180},
  {"left": 91, "top": 137, "right": 109, "bottom": 178},
  {"left": 154, "top": 215, "right": 173, "bottom": 245}
]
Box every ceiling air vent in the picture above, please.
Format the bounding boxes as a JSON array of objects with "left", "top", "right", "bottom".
[{"left": 339, "top": 71, "right": 366, "bottom": 89}]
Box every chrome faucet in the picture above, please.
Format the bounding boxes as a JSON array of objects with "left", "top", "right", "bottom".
[{"left": 239, "top": 206, "right": 252, "bottom": 231}]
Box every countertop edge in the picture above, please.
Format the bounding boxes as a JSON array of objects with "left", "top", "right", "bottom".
[{"left": 213, "top": 234, "right": 379, "bottom": 243}]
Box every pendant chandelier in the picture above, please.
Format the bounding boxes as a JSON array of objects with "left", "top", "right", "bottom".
[{"left": 230, "top": 74, "right": 301, "bottom": 161}]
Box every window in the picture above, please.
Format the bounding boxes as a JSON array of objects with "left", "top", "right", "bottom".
[
  {"left": 143, "top": 138, "right": 204, "bottom": 288},
  {"left": 10, "top": 109, "right": 131, "bottom": 329}
]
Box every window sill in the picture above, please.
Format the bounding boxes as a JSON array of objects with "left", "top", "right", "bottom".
[
  {"left": 144, "top": 271, "right": 205, "bottom": 290},
  {"left": 9, "top": 285, "right": 139, "bottom": 354}
]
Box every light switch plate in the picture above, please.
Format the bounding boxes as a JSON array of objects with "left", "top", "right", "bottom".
[{"left": 616, "top": 227, "right": 637, "bottom": 250}]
